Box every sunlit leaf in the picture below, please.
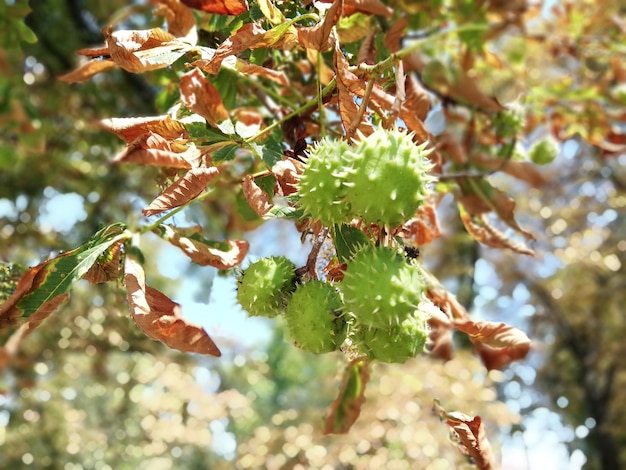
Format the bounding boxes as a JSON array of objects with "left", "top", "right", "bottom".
[
  {"left": 180, "top": 0, "right": 249, "bottom": 16},
  {"left": 242, "top": 175, "right": 273, "bottom": 217},
  {"left": 460, "top": 211, "right": 534, "bottom": 256},
  {"left": 324, "top": 358, "right": 370, "bottom": 434},
  {"left": 143, "top": 166, "right": 219, "bottom": 216},
  {"left": 124, "top": 257, "right": 221, "bottom": 356},
  {"left": 180, "top": 68, "right": 229, "bottom": 127},
  {"left": 0, "top": 224, "right": 129, "bottom": 329},
  {"left": 297, "top": 0, "right": 341, "bottom": 51},
  {"left": 433, "top": 400, "right": 496, "bottom": 470},
  {"left": 156, "top": 224, "right": 249, "bottom": 269}
]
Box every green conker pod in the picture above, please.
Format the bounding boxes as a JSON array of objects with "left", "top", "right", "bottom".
[
  {"left": 285, "top": 280, "right": 346, "bottom": 354},
  {"left": 237, "top": 256, "right": 296, "bottom": 318},
  {"left": 344, "top": 128, "right": 435, "bottom": 227},
  {"left": 529, "top": 137, "right": 559, "bottom": 165},
  {"left": 354, "top": 312, "right": 429, "bottom": 363},
  {"left": 341, "top": 246, "right": 425, "bottom": 328}
]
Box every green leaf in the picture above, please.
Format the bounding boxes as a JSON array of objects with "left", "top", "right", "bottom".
[
  {"left": 264, "top": 205, "right": 303, "bottom": 220},
  {"left": 17, "top": 223, "right": 130, "bottom": 317},
  {"left": 250, "top": 137, "right": 283, "bottom": 167},
  {"left": 333, "top": 225, "right": 371, "bottom": 262},
  {"left": 213, "top": 144, "right": 239, "bottom": 162}
]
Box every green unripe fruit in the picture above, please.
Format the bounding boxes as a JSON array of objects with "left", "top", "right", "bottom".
[
  {"left": 344, "top": 128, "right": 435, "bottom": 226},
  {"left": 297, "top": 138, "right": 352, "bottom": 226},
  {"left": 342, "top": 246, "right": 425, "bottom": 328},
  {"left": 529, "top": 137, "right": 559, "bottom": 165},
  {"left": 237, "top": 256, "right": 296, "bottom": 318},
  {"left": 355, "top": 312, "right": 429, "bottom": 363},
  {"left": 285, "top": 281, "right": 346, "bottom": 354}
]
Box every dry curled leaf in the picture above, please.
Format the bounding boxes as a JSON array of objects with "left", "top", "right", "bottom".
[
  {"left": 83, "top": 242, "right": 123, "bottom": 284},
  {"left": 272, "top": 158, "right": 302, "bottom": 196},
  {"left": 180, "top": 0, "right": 249, "bottom": 15},
  {"left": 124, "top": 257, "right": 221, "bottom": 356},
  {"left": 453, "top": 318, "right": 531, "bottom": 369},
  {"left": 324, "top": 358, "right": 370, "bottom": 434},
  {"left": 401, "top": 204, "right": 442, "bottom": 246},
  {"left": 113, "top": 133, "right": 196, "bottom": 169},
  {"left": 58, "top": 59, "right": 116, "bottom": 83},
  {"left": 433, "top": 400, "right": 496, "bottom": 470},
  {"left": 243, "top": 174, "right": 273, "bottom": 217},
  {"left": 143, "top": 166, "right": 219, "bottom": 216},
  {"left": 180, "top": 68, "right": 229, "bottom": 127},
  {"left": 461, "top": 211, "right": 534, "bottom": 256},
  {"left": 297, "top": 0, "right": 341, "bottom": 51},
  {"left": 155, "top": 0, "right": 197, "bottom": 43},
  {"left": 158, "top": 225, "right": 248, "bottom": 269}
]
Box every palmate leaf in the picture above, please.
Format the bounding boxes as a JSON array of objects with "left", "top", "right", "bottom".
[{"left": 16, "top": 223, "right": 130, "bottom": 318}]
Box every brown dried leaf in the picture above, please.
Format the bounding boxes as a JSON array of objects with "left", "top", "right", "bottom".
[
  {"left": 461, "top": 212, "right": 535, "bottom": 256},
  {"left": 334, "top": 45, "right": 375, "bottom": 136},
  {"left": 0, "top": 263, "right": 48, "bottom": 331},
  {"left": 460, "top": 178, "right": 535, "bottom": 240},
  {"left": 243, "top": 174, "right": 273, "bottom": 217},
  {"left": 324, "top": 358, "right": 370, "bottom": 434},
  {"left": 158, "top": 224, "right": 248, "bottom": 269},
  {"left": 155, "top": 0, "right": 197, "bottom": 43},
  {"left": 2, "top": 294, "right": 69, "bottom": 359},
  {"left": 100, "top": 115, "right": 169, "bottom": 142},
  {"left": 83, "top": 242, "right": 123, "bottom": 284},
  {"left": 105, "top": 28, "right": 187, "bottom": 73},
  {"left": 319, "top": 0, "right": 392, "bottom": 17},
  {"left": 113, "top": 134, "right": 194, "bottom": 169},
  {"left": 438, "top": 131, "right": 468, "bottom": 164},
  {"left": 58, "top": 59, "right": 116, "bottom": 83},
  {"left": 180, "top": 0, "right": 249, "bottom": 15},
  {"left": 180, "top": 68, "right": 229, "bottom": 127},
  {"left": 272, "top": 158, "right": 302, "bottom": 196},
  {"left": 401, "top": 203, "right": 441, "bottom": 245},
  {"left": 143, "top": 166, "right": 219, "bottom": 216},
  {"left": 404, "top": 74, "right": 431, "bottom": 122},
  {"left": 297, "top": 0, "right": 341, "bottom": 51},
  {"left": 203, "top": 23, "right": 275, "bottom": 74},
  {"left": 453, "top": 318, "right": 531, "bottom": 369},
  {"left": 234, "top": 61, "right": 288, "bottom": 86},
  {"left": 76, "top": 45, "right": 109, "bottom": 57},
  {"left": 383, "top": 16, "right": 407, "bottom": 53},
  {"left": 433, "top": 401, "right": 496, "bottom": 470},
  {"left": 124, "top": 257, "right": 221, "bottom": 356},
  {"left": 471, "top": 154, "right": 547, "bottom": 187}
]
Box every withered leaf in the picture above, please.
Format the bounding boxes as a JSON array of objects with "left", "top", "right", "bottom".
[
  {"left": 0, "top": 263, "right": 51, "bottom": 331},
  {"left": 180, "top": 68, "right": 229, "bottom": 127},
  {"left": 83, "top": 242, "right": 123, "bottom": 284},
  {"left": 124, "top": 257, "right": 221, "bottom": 356},
  {"left": 242, "top": 174, "right": 273, "bottom": 217},
  {"left": 113, "top": 133, "right": 196, "bottom": 169},
  {"left": 272, "top": 158, "right": 302, "bottom": 196},
  {"left": 453, "top": 318, "right": 531, "bottom": 369},
  {"left": 180, "top": 0, "right": 249, "bottom": 16},
  {"left": 100, "top": 115, "right": 170, "bottom": 142},
  {"left": 460, "top": 211, "right": 534, "bottom": 256},
  {"left": 157, "top": 224, "right": 248, "bottom": 269},
  {"left": 334, "top": 45, "right": 375, "bottom": 136},
  {"left": 234, "top": 61, "right": 289, "bottom": 86},
  {"left": 433, "top": 400, "right": 496, "bottom": 470},
  {"left": 324, "top": 358, "right": 370, "bottom": 434},
  {"left": 297, "top": 0, "right": 341, "bottom": 51},
  {"left": 105, "top": 28, "right": 188, "bottom": 73},
  {"left": 401, "top": 204, "right": 442, "bottom": 246},
  {"left": 155, "top": 0, "right": 197, "bottom": 44},
  {"left": 58, "top": 59, "right": 116, "bottom": 83},
  {"left": 143, "top": 166, "right": 219, "bottom": 216},
  {"left": 2, "top": 294, "right": 69, "bottom": 359},
  {"left": 318, "top": 0, "right": 392, "bottom": 17},
  {"left": 471, "top": 153, "right": 547, "bottom": 187}
]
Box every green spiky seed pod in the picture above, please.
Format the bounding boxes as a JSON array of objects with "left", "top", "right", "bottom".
[
  {"left": 297, "top": 138, "right": 352, "bottom": 226},
  {"left": 285, "top": 281, "right": 346, "bottom": 354},
  {"left": 342, "top": 246, "right": 425, "bottom": 328},
  {"left": 529, "top": 137, "right": 559, "bottom": 165},
  {"left": 237, "top": 256, "right": 296, "bottom": 318},
  {"left": 354, "top": 312, "right": 429, "bottom": 363},
  {"left": 344, "top": 128, "right": 435, "bottom": 226}
]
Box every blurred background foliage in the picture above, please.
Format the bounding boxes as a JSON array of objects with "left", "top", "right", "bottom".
[{"left": 1, "top": 0, "right": 625, "bottom": 469}]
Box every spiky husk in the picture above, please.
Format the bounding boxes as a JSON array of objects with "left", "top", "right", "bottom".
[
  {"left": 341, "top": 246, "right": 425, "bottom": 328},
  {"left": 297, "top": 138, "right": 352, "bottom": 226},
  {"left": 344, "top": 128, "right": 435, "bottom": 226},
  {"left": 285, "top": 281, "right": 346, "bottom": 354},
  {"left": 237, "top": 256, "right": 296, "bottom": 318},
  {"left": 354, "top": 312, "right": 429, "bottom": 363}
]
